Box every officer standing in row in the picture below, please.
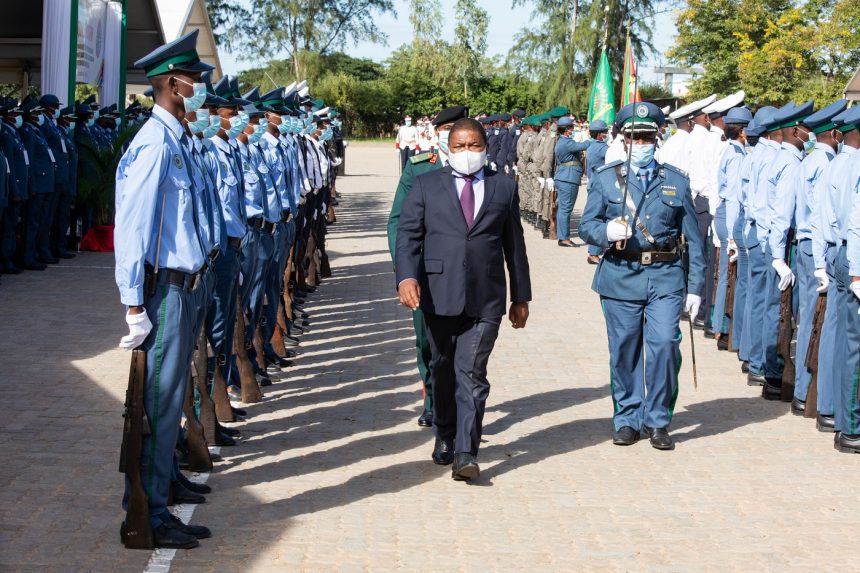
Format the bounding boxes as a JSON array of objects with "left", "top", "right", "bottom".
[
  {"left": 584, "top": 119, "right": 608, "bottom": 264},
  {"left": 387, "top": 105, "right": 470, "bottom": 427},
  {"left": 114, "top": 30, "right": 214, "bottom": 549},
  {"left": 0, "top": 100, "right": 28, "bottom": 274},
  {"left": 55, "top": 106, "right": 78, "bottom": 258},
  {"left": 580, "top": 102, "right": 705, "bottom": 451},
  {"left": 395, "top": 115, "right": 419, "bottom": 170},
  {"left": 39, "top": 94, "right": 73, "bottom": 260},
  {"left": 19, "top": 97, "right": 56, "bottom": 270},
  {"left": 553, "top": 116, "right": 591, "bottom": 248}
]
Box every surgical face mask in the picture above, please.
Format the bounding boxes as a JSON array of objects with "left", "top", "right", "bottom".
[
  {"left": 225, "top": 115, "right": 244, "bottom": 139},
  {"left": 248, "top": 126, "right": 263, "bottom": 144},
  {"left": 237, "top": 110, "right": 250, "bottom": 129},
  {"left": 86, "top": 118, "right": 95, "bottom": 128},
  {"left": 203, "top": 115, "right": 221, "bottom": 138},
  {"left": 322, "top": 128, "right": 333, "bottom": 141},
  {"left": 448, "top": 149, "right": 487, "bottom": 176},
  {"left": 628, "top": 143, "right": 655, "bottom": 168},
  {"left": 174, "top": 78, "right": 207, "bottom": 114},
  {"left": 258, "top": 118, "right": 268, "bottom": 130},
  {"left": 68, "top": 122, "right": 75, "bottom": 131},
  {"left": 277, "top": 117, "right": 290, "bottom": 134},
  {"left": 438, "top": 129, "right": 450, "bottom": 154},
  {"left": 188, "top": 109, "right": 210, "bottom": 134},
  {"left": 803, "top": 130, "right": 816, "bottom": 154},
  {"left": 405, "top": 120, "right": 412, "bottom": 127},
  {"left": 13, "top": 115, "right": 23, "bottom": 128},
  {"left": 34, "top": 114, "right": 44, "bottom": 126},
  {"left": 52, "top": 109, "right": 60, "bottom": 120},
  {"left": 92, "top": 109, "right": 100, "bottom": 120},
  {"left": 837, "top": 140, "right": 844, "bottom": 154},
  {"left": 332, "top": 119, "right": 342, "bottom": 129}
]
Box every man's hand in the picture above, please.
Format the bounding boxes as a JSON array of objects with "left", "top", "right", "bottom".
[
  {"left": 509, "top": 302, "right": 529, "bottom": 329},
  {"left": 606, "top": 218, "right": 632, "bottom": 242},
  {"left": 119, "top": 309, "right": 153, "bottom": 350},
  {"left": 772, "top": 259, "right": 795, "bottom": 291},
  {"left": 814, "top": 268, "right": 829, "bottom": 293},
  {"left": 398, "top": 279, "right": 421, "bottom": 310},
  {"left": 727, "top": 239, "right": 739, "bottom": 263},
  {"left": 685, "top": 293, "right": 702, "bottom": 319},
  {"left": 851, "top": 278, "right": 860, "bottom": 303}
]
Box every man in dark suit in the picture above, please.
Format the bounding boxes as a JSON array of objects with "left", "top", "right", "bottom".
[{"left": 395, "top": 118, "right": 532, "bottom": 481}]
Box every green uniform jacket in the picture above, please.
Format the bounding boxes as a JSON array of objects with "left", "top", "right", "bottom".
[{"left": 387, "top": 152, "right": 444, "bottom": 262}]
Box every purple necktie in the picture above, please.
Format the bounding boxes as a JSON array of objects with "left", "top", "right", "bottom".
[{"left": 460, "top": 175, "right": 475, "bottom": 228}]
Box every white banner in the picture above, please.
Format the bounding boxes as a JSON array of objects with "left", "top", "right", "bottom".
[
  {"left": 76, "top": 0, "right": 108, "bottom": 86},
  {"left": 99, "top": 1, "right": 123, "bottom": 107},
  {"left": 41, "top": 0, "right": 73, "bottom": 102}
]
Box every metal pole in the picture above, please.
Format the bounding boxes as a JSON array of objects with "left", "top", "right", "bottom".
[
  {"left": 68, "top": 0, "right": 80, "bottom": 105},
  {"left": 117, "top": 0, "right": 128, "bottom": 131}
]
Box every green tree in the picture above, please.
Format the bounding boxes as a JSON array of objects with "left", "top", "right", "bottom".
[
  {"left": 204, "top": 0, "right": 395, "bottom": 77},
  {"left": 453, "top": 0, "right": 489, "bottom": 99}
]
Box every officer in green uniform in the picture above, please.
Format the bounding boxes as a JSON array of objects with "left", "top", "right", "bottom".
[{"left": 387, "top": 105, "right": 469, "bottom": 427}]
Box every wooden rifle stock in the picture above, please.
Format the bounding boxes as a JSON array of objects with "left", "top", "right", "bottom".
[
  {"left": 725, "top": 259, "right": 737, "bottom": 350},
  {"left": 119, "top": 349, "right": 154, "bottom": 549},
  {"left": 193, "top": 329, "right": 218, "bottom": 444},
  {"left": 182, "top": 369, "right": 212, "bottom": 472},
  {"left": 235, "top": 295, "right": 263, "bottom": 404},
  {"left": 778, "top": 237, "right": 796, "bottom": 402},
  {"left": 212, "top": 361, "right": 234, "bottom": 423},
  {"left": 804, "top": 293, "right": 827, "bottom": 418}
]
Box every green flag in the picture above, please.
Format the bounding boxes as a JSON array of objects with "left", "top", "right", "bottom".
[{"left": 588, "top": 49, "right": 616, "bottom": 124}]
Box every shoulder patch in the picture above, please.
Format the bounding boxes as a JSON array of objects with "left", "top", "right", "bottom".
[
  {"left": 410, "top": 152, "right": 432, "bottom": 165},
  {"left": 596, "top": 160, "right": 623, "bottom": 174},
  {"left": 661, "top": 162, "right": 689, "bottom": 178}
]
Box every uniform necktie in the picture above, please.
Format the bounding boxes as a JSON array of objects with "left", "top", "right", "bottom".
[{"left": 460, "top": 175, "right": 475, "bottom": 229}]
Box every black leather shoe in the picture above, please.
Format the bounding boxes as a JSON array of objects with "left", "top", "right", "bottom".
[
  {"left": 557, "top": 240, "right": 575, "bottom": 247},
  {"left": 717, "top": 337, "right": 728, "bottom": 351},
  {"left": 257, "top": 373, "right": 272, "bottom": 387},
  {"left": 643, "top": 426, "right": 675, "bottom": 450},
  {"left": 834, "top": 432, "right": 860, "bottom": 454},
  {"left": 218, "top": 423, "right": 240, "bottom": 437},
  {"left": 452, "top": 453, "right": 480, "bottom": 480},
  {"left": 268, "top": 355, "right": 294, "bottom": 369},
  {"left": 790, "top": 398, "right": 806, "bottom": 416},
  {"left": 762, "top": 378, "right": 782, "bottom": 401},
  {"left": 612, "top": 426, "right": 640, "bottom": 446},
  {"left": 39, "top": 255, "right": 59, "bottom": 264},
  {"left": 816, "top": 414, "right": 835, "bottom": 432},
  {"left": 283, "top": 336, "right": 300, "bottom": 348},
  {"left": 216, "top": 431, "right": 236, "bottom": 447},
  {"left": 742, "top": 361, "right": 750, "bottom": 374},
  {"left": 747, "top": 372, "right": 766, "bottom": 386},
  {"left": 0, "top": 262, "right": 21, "bottom": 274},
  {"left": 704, "top": 328, "right": 716, "bottom": 339},
  {"left": 431, "top": 439, "right": 454, "bottom": 465},
  {"left": 231, "top": 406, "right": 247, "bottom": 417},
  {"left": 171, "top": 481, "right": 206, "bottom": 505},
  {"left": 693, "top": 317, "right": 706, "bottom": 330},
  {"left": 57, "top": 251, "right": 76, "bottom": 259},
  {"left": 151, "top": 521, "right": 199, "bottom": 549},
  {"left": 176, "top": 472, "right": 211, "bottom": 494},
  {"left": 165, "top": 514, "right": 211, "bottom": 539},
  {"left": 23, "top": 261, "right": 46, "bottom": 271},
  {"left": 417, "top": 410, "right": 433, "bottom": 428}
]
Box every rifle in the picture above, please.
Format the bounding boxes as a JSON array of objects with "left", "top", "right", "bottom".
[
  {"left": 119, "top": 349, "right": 154, "bottom": 549},
  {"left": 235, "top": 295, "right": 263, "bottom": 404},
  {"left": 193, "top": 328, "right": 219, "bottom": 444},
  {"left": 711, "top": 245, "right": 720, "bottom": 318},
  {"left": 778, "top": 232, "right": 796, "bottom": 402},
  {"left": 804, "top": 293, "right": 827, "bottom": 418},
  {"left": 212, "top": 361, "right": 234, "bottom": 423},
  {"left": 182, "top": 368, "right": 212, "bottom": 472},
  {"left": 725, "top": 259, "right": 737, "bottom": 350},
  {"left": 680, "top": 235, "right": 699, "bottom": 390}
]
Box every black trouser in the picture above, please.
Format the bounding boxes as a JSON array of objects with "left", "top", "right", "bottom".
[{"left": 424, "top": 313, "right": 502, "bottom": 456}]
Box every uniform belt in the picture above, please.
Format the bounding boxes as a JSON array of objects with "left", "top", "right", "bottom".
[
  {"left": 144, "top": 267, "right": 202, "bottom": 294},
  {"left": 248, "top": 217, "right": 263, "bottom": 230},
  {"left": 558, "top": 160, "right": 581, "bottom": 167},
  {"left": 228, "top": 237, "right": 242, "bottom": 250},
  {"left": 263, "top": 221, "right": 276, "bottom": 233},
  {"left": 608, "top": 248, "right": 679, "bottom": 265}
]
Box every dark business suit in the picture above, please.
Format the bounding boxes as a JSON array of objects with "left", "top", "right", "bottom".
[{"left": 395, "top": 166, "right": 531, "bottom": 455}]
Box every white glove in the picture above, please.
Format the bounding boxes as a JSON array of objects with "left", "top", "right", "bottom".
[
  {"left": 685, "top": 293, "right": 702, "bottom": 319},
  {"left": 504, "top": 165, "right": 510, "bottom": 174},
  {"left": 343, "top": 141, "right": 349, "bottom": 148},
  {"left": 331, "top": 157, "right": 343, "bottom": 166},
  {"left": 238, "top": 271, "right": 244, "bottom": 286},
  {"left": 814, "top": 268, "right": 829, "bottom": 293},
  {"left": 119, "top": 310, "right": 153, "bottom": 350},
  {"left": 711, "top": 221, "right": 721, "bottom": 248},
  {"left": 546, "top": 178, "right": 555, "bottom": 192},
  {"left": 537, "top": 177, "right": 546, "bottom": 190},
  {"left": 850, "top": 280, "right": 860, "bottom": 302},
  {"left": 394, "top": 148, "right": 401, "bottom": 154},
  {"left": 727, "top": 239, "right": 739, "bottom": 263},
  {"left": 772, "top": 259, "right": 796, "bottom": 291},
  {"left": 606, "top": 219, "right": 632, "bottom": 242},
  {"left": 513, "top": 166, "right": 518, "bottom": 175},
  {"left": 491, "top": 162, "right": 497, "bottom": 171}
]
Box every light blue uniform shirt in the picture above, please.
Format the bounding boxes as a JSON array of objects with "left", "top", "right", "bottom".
[
  {"left": 764, "top": 142, "right": 803, "bottom": 256},
  {"left": 747, "top": 138, "right": 780, "bottom": 244},
  {"left": 209, "top": 135, "right": 247, "bottom": 238},
  {"left": 249, "top": 141, "right": 281, "bottom": 222},
  {"left": 114, "top": 105, "right": 206, "bottom": 306},
  {"left": 281, "top": 134, "right": 305, "bottom": 204},
  {"left": 848, "top": 163, "right": 860, "bottom": 275},
  {"left": 739, "top": 143, "right": 759, "bottom": 226},
  {"left": 237, "top": 140, "right": 264, "bottom": 220},
  {"left": 812, "top": 145, "right": 857, "bottom": 268},
  {"left": 769, "top": 143, "right": 834, "bottom": 259},
  {"left": 189, "top": 137, "right": 223, "bottom": 254},
  {"left": 719, "top": 140, "right": 745, "bottom": 241},
  {"left": 260, "top": 132, "right": 292, "bottom": 214}
]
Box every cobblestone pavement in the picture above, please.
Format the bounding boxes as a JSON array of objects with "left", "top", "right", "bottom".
[{"left": 1, "top": 143, "right": 858, "bottom": 573}]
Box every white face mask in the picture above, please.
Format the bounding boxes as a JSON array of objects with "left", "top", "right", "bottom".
[{"left": 448, "top": 149, "right": 487, "bottom": 176}]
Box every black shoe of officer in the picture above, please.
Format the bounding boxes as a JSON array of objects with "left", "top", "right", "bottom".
[
  {"left": 717, "top": 337, "right": 728, "bottom": 351},
  {"left": 834, "top": 432, "right": 860, "bottom": 454},
  {"left": 164, "top": 514, "right": 211, "bottom": 539},
  {"left": 417, "top": 410, "right": 433, "bottom": 428},
  {"left": 693, "top": 317, "right": 706, "bottom": 330},
  {"left": 704, "top": 328, "right": 716, "bottom": 339},
  {"left": 762, "top": 378, "right": 782, "bottom": 401},
  {"left": 642, "top": 426, "right": 675, "bottom": 450},
  {"left": 816, "top": 414, "right": 835, "bottom": 432},
  {"left": 218, "top": 423, "right": 240, "bottom": 437},
  {"left": 23, "top": 260, "right": 47, "bottom": 271},
  {"left": 612, "top": 426, "right": 640, "bottom": 446},
  {"left": 747, "top": 371, "right": 766, "bottom": 386},
  {"left": 790, "top": 398, "right": 806, "bottom": 416},
  {"left": 452, "top": 453, "right": 480, "bottom": 481},
  {"left": 176, "top": 472, "right": 212, "bottom": 494},
  {"left": 57, "top": 250, "right": 76, "bottom": 259},
  {"left": 216, "top": 431, "right": 236, "bottom": 447},
  {"left": 39, "top": 255, "right": 59, "bottom": 265},
  {"left": 742, "top": 361, "right": 750, "bottom": 374},
  {"left": 170, "top": 481, "right": 206, "bottom": 505},
  {"left": 121, "top": 520, "right": 198, "bottom": 550},
  {"left": 431, "top": 439, "right": 454, "bottom": 465},
  {"left": 283, "top": 336, "right": 299, "bottom": 348}
]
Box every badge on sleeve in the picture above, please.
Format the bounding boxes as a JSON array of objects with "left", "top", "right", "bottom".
[{"left": 174, "top": 154, "right": 183, "bottom": 169}]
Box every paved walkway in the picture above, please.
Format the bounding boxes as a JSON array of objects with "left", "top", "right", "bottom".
[{"left": 1, "top": 143, "right": 858, "bottom": 572}]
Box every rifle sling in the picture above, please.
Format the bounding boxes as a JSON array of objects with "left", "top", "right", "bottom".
[{"left": 614, "top": 165, "right": 657, "bottom": 245}]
